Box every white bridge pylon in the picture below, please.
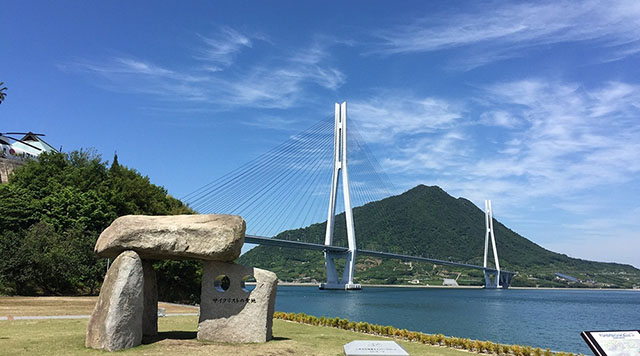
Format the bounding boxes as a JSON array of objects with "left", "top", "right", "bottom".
[
  {"left": 319, "top": 102, "right": 361, "bottom": 290},
  {"left": 483, "top": 200, "right": 513, "bottom": 289}
]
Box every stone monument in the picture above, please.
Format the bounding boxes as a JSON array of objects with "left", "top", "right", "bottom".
[
  {"left": 85, "top": 214, "right": 278, "bottom": 351},
  {"left": 198, "top": 261, "right": 277, "bottom": 343}
]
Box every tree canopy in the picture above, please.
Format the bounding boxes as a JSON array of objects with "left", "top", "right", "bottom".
[{"left": 0, "top": 150, "right": 200, "bottom": 301}]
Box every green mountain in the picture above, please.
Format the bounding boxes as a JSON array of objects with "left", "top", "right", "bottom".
[{"left": 239, "top": 185, "right": 640, "bottom": 288}]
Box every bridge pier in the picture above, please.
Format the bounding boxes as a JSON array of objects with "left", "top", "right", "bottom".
[
  {"left": 319, "top": 250, "right": 361, "bottom": 290},
  {"left": 483, "top": 270, "right": 515, "bottom": 289}
]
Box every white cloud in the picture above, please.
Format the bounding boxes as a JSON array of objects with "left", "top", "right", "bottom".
[
  {"left": 381, "top": 131, "right": 470, "bottom": 172},
  {"left": 469, "top": 80, "right": 640, "bottom": 203},
  {"left": 355, "top": 80, "right": 640, "bottom": 254},
  {"left": 479, "top": 110, "right": 521, "bottom": 128},
  {"left": 372, "top": 0, "right": 640, "bottom": 67},
  {"left": 65, "top": 29, "right": 345, "bottom": 110},
  {"left": 196, "top": 27, "right": 252, "bottom": 67},
  {"left": 349, "top": 94, "right": 464, "bottom": 142},
  {"left": 602, "top": 40, "right": 640, "bottom": 63},
  {"left": 75, "top": 57, "right": 175, "bottom": 77},
  {"left": 239, "top": 115, "right": 300, "bottom": 131},
  {"left": 224, "top": 43, "right": 345, "bottom": 108},
  {"left": 111, "top": 58, "right": 175, "bottom": 76}
]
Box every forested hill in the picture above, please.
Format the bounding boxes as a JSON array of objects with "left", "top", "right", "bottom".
[{"left": 239, "top": 185, "right": 640, "bottom": 288}]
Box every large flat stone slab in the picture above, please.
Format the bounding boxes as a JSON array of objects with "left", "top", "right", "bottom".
[
  {"left": 86, "top": 250, "right": 144, "bottom": 351},
  {"left": 198, "top": 262, "right": 277, "bottom": 343},
  {"left": 95, "top": 214, "right": 245, "bottom": 261}
]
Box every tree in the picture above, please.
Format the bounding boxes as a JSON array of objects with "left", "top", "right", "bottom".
[
  {"left": 0, "top": 150, "right": 197, "bottom": 299},
  {"left": 0, "top": 82, "right": 6, "bottom": 104}
]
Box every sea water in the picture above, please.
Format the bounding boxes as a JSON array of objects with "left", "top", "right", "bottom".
[{"left": 274, "top": 286, "right": 640, "bottom": 355}]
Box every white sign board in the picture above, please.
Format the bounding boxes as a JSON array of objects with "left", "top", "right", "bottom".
[
  {"left": 344, "top": 340, "right": 409, "bottom": 356},
  {"left": 582, "top": 330, "right": 640, "bottom": 356}
]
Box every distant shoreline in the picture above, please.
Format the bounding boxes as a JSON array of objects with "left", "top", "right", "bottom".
[{"left": 273, "top": 281, "right": 640, "bottom": 291}]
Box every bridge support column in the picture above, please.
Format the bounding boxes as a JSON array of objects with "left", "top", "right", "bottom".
[
  {"left": 483, "top": 270, "right": 500, "bottom": 289},
  {"left": 320, "top": 251, "right": 360, "bottom": 290},
  {"left": 484, "top": 270, "right": 514, "bottom": 289},
  {"left": 483, "top": 200, "right": 504, "bottom": 289},
  {"left": 499, "top": 272, "right": 514, "bottom": 289},
  {"left": 320, "top": 102, "right": 361, "bottom": 291}
]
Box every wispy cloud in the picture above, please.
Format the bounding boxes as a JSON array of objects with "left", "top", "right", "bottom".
[
  {"left": 107, "top": 58, "right": 176, "bottom": 76},
  {"left": 350, "top": 93, "right": 464, "bottom": 142},
  {"left": 223, "top": 43, "right": 345, "bottom": 108},
  {"left": 381, "top": 131, "right": 470, "bottom": 172},
  {"left": 196, "top": 26, "right": 252, "bottom": 68},
  {"left": 478, "top": 80, "right": 640, "bottom": 196},
  {"left": 372, "top": 0, "right": 640, "bottom": 68},
  {"left": 357, "top": 79, "right": 640, "bottom": 210},
  {"left": 239, "top": 115, "right": 300, "bottom": 131},
  {"left": 479, "top": 110, "right": 521, "bottom": 128},
  {"left": 63, "top": 28, "right": 345, "bottom": 111},
  {"left": 484, "top": 80, "right": 639, "bottom": 202}
]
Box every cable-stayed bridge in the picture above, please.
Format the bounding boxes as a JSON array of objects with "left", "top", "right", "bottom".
[{"left": 184, "top": 102, "right": 516, "bottom": 290}]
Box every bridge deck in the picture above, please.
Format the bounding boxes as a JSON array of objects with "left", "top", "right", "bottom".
[{"left": 245, "top": 235, "right": 515, "bottom": 275}]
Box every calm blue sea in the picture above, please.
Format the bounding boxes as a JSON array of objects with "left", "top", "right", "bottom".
[{"left": 273, "top": 286, "right": 640, "bottom": 355}]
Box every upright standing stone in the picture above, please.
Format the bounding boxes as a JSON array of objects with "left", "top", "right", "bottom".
[
  {"left": 142, "top": 260, "right": 158, "bottom": 336},
  {"left": 86, "top": 250, "right": 144, "bottom": 351},
  {"left": 198, "top": 262, "right": 278, "bottom": 343}
]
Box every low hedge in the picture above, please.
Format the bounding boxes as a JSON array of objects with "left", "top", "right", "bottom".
[{"left": 273, "top": 312, "right": 583, "bottom": 356}]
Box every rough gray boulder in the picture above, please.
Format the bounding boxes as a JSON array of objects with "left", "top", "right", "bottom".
[
  {"left": 86, "top": 250, "right": 144, "bottom": 351},
  {"left": 198, "top": 262, "right": 278, "bottom": 343},
  {"left": 94, "top": 214, "right": 245, "bottom": 261}
]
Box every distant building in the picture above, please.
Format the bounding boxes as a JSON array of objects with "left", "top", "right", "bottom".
[
  {"left": 11, "top": 132, "right": 58, "bottom": 156},
  {"left": 443, "top": 278, "right": 459, "bottom": 286},
  {"left": 0, "top": 132, "right": 57, "bottom": 184},
  {"left": 554, "top": 273, "right": 579, "bottom": 283}
]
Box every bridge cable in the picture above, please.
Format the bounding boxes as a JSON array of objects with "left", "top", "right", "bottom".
[
  {"left": 188, "top": 116, "right": 332, "bottom": 214},
  {"left": 183, "top": 115, "right": 332, "bottom": 209}
]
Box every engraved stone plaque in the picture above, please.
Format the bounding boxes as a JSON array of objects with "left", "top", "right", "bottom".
[
  {"left": 198, "top": 261, "right": 277, "bottom": 343},
  {"left": 344, "top": 340, "right": 409, "bottom": 356}
]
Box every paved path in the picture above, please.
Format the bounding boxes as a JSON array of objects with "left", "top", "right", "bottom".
[{"left": 0, "top": 312, "right": 198, "bottom": 321}]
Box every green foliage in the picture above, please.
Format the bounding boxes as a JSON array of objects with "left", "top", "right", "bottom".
[
  {"left": 154, "top": 259, "right": 202, "bottom": 304},
  {"left": 241, "top": 185, "right": 640, "bottom": 287},
  {"left": 0, "top": 150, "right": 195, "bottom": 298}
]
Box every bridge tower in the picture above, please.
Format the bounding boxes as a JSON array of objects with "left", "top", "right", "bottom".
[
  {"left": 483, "top": 200, "right": 513, "bottom": 288},
  {"left": 320, "top": 102, "right": 361, "bottom": 290}
]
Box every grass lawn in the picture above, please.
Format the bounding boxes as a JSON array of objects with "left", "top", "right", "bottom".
[
  {"left": 0, "top": 296, "right": 472, "bottom": 355},
  {"left": 0, "top": 315, "right": 472, "bottom": 356}
]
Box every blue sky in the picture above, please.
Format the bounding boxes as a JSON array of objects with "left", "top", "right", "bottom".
[{"left": 2, "top": 1, "right": 640, "bottom": 267}]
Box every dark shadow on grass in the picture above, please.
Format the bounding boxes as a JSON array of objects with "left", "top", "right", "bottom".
[
  {"left": 143, "top": 332, "right": 290, "bottom": 344},
  {"left": 142, "top": 331, "right": 197, "bottom": 344}
]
